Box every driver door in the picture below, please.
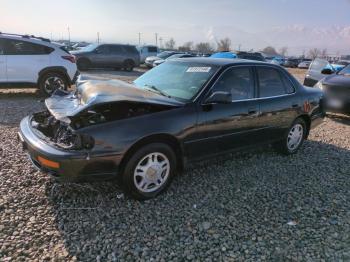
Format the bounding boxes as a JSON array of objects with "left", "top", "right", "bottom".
[{"left": 188, "top": 66, "right": 264, "bottom": 159}]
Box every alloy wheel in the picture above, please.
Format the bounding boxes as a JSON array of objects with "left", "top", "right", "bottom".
[
  {"left": 287, "top": 123, "right": 304, "bottom": 151},
  {"left": 133, "top": 152, "right": 170, "bottom": 193},
  {"left": 44, "top": 76, "right": 65, "bottom": 94}
]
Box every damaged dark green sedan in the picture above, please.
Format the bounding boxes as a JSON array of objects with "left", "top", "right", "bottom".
[{"left": 19, "top": 58, "right": 325, "bottom": 199}]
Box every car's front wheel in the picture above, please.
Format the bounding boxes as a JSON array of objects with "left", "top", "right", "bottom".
[
  {"left": 122, "top": 143, "right": 176, "bottom": 200},
  {"left": 38, "top": 72, "right": 68, "bottom": 97},
  {"left": 274, "top": 118, "right": 306, "bottom": 155}
]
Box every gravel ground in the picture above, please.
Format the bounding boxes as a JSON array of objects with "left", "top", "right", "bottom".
[{"left": 1, "top": 69, "right": 350, "bottom": 261}]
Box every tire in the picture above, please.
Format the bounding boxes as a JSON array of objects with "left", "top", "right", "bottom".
[
  {"left": 38, "top": 72, "right": 68, "bottom": 97},
  {"left": 274, "top": 118, "right": 307, "bottom": 155},
  {"left": 77, "top": 58, "right": 91, "bottom": 71},
  {"left": 123, "top": 60, "right": 135, "bottom": 72},
  {"left": 122, "top": 143, "right": 177, "bottom": 200}
]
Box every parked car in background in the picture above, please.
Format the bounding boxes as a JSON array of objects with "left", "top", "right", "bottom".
[
  {"left": 315, "top": 64, "right": 350, "bottom": 114},
  {"left": 152, "top": 53, "right": 195, "bottom": 66},
  {"left": 144, "top": 51, "right": 180, "bottom": 68},
  {"left": 137, "top": 45, "right": 159, "bottom": 63},
  {"left": 71, "top": 43, "right": 140, "bottom": 71},
  {"left": 298, "top": 59, "right": 312, "bottom": 69},
  {"left": 210, "top": 52, "right": 237, "bottom": 59},
  {"left": 19, "top": 58, "right": 325, "bottom": 200},
  {"left": 0, "top": 32, "right": 79, "bottom": 96},
  {"left": 283, "top": 58, "right": 300, "bottom": 68},
  {"left": 271, "top": 57, "right": 285, "bottom": 66},
  {"left": 236, "top": 51, "right": 265, "bottom": 61},
  {"left": 304, "top": 58, "right": 348, "bottom": 87}
]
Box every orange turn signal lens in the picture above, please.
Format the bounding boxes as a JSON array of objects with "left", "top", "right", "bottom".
[{"left": 37, "top": 156, "right": 60, "bottom": 169}]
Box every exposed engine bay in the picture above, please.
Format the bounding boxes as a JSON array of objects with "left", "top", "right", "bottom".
[{"left": 30, "top": 101, "right": 175, "bottom": 150}]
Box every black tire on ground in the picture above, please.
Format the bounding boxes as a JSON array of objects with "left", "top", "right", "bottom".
[
  {"left": 77, "top": 59, "right": 91, "bottom": 71},
  {"left": 274, "top": 118, "right": 307, "bottom": 155},
  {"left": 123, "top": 60, "right": 135, "bottom": 72},
  {"left": 122, "top": 143, "right": 177, "bottom": 200},
  {"left": 38, "top": 72, "right": 68, "bottom": 97}
]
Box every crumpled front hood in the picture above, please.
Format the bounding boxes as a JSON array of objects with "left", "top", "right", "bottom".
[{"left": 45, "top": 79, "right": 183, "bottom": 123}]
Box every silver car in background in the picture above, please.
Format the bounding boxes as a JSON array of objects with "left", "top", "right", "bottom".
[{"left": 71, "top": 43, "right": 140, "bottom": 71}]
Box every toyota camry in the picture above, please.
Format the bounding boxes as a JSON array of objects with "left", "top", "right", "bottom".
[{"left": 19, "top": 58, "right": 325, "bottom": 199}]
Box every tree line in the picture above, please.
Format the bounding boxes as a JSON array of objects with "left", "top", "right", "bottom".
[{"left": 163, "top": 37, "right": 330, "bottom": 58}]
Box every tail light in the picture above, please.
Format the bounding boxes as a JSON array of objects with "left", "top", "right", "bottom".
[{"left": 61, "top": 55, "right": 76, "bottom": 63}]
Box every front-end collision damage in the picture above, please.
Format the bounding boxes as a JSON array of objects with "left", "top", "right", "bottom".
[{"left": 30, "top": 80, "right": 182, "bottom": 151}]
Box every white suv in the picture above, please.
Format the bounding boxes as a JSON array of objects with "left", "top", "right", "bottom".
[{"left": 0, "top": 33, "right": 79, "bottom": 96}]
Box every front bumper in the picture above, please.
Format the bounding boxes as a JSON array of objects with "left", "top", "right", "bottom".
[
  {"left": 145, "top": 60, "right": 155, "bottom": 67},
  {"left": 18, "top": 116, "right": 121, "bottom": 181}
]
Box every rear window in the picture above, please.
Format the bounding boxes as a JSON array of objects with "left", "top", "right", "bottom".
[
  {"left": 147, "top": 46, "right": 158, "bottom": 52},
  {"left": 59, "top": 46, "right": 70, "bottom": 54},
  {"left": 4, "top": 39, "right": 54, "bottom": 55},
  {"left": 310, "top": 59, "right": 329, "bottom": 71}
]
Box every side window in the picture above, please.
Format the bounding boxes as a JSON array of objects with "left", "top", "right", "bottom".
[
  {"left": 212, "top": 67, "right": 254, "bottom": 101},
  {"left": 110, "top": 45, "right": 123, "bottom": 54},
  {"left": 280, "top": 72, "right": 295, "bottom": 94},
  {"left": 96, "top": 45, "right": 110, "bottom": 54},
  {"left": 4, "top": 39, "right": 53, "bottom": 55},
  {"left": 257, "top": 67, "right": 288, "bottom": 97},
  {"left": 123, "top": 45, "right": 138, "bottom": 54}
]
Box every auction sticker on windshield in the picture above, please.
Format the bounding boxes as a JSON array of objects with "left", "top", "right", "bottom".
[{"left": 186, "top": 67, "right": 212, "bottom": 73}]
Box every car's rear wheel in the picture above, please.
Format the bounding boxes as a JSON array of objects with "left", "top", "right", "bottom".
[
  {"left": 123, "top": 60, "right": 135, "bottom": 72},
  {"left": 77, "top": 59, "right": 91, "bottom": 71},
  {"left": 274, "top": 118, "right": 306, "bottom": 155},
  {"left": 122, "top": 143, "right": 176, "bottom": 200},
  {"left": 38, "top": 72, "right": 68, "bottom": 97}
]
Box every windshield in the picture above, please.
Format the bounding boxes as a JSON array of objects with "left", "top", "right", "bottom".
[
  {"left": 79, "top": 43, "right": 98, "bottom": 52},
  {"left": 157, "top": 52, "right": 174, "bottom": 59},
  {"left": 133, "top": 61, "right": 218, "bottom": 101},
  {"left": 338, "top": 65, "right": 350, "bottom": 75}
]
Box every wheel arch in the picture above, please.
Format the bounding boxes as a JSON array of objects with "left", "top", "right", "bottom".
[
  {"left": 38, "top": 66, "right": 70, "bottom": 85},
  {"left": 297, "top": 114, "right": 311, "bottom": 138},
  {"left": 118, "top": 133, "right": 184, "bottom": 175}
]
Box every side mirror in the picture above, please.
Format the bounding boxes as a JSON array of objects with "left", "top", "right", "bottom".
[
  {"left": 204, "top": 91, "right": 232, "bottom": 104},
  {"left": 321, "top": 68, "right": 334, "bottom": 75}
]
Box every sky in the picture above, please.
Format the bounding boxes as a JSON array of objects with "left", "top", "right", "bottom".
[{"left": 1, "top": 0, "right": 350, "bottom": 55}]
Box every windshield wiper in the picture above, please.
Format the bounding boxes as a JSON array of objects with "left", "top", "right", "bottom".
[{"left": 144, "top": 84, "right": 171, "bottom": 98}]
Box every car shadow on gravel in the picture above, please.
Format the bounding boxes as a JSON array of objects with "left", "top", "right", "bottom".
[
  {"left": 327, "top": 113, "right": 350, "bottom": 125},
  {"left": 45, "top": 140, "right": 350, "bottom": 260}
]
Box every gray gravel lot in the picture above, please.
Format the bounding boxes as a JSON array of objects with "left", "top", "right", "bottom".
[{"left": 1, "top": 69, "right": 350, "bottom": 261}]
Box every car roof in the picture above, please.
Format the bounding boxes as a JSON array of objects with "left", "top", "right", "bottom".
[
  {"left": 0, "top": 34, "right": 59, "bottom": 48},
  {"left": 170, "top": 57, "right": 272, "bottom": 67}
]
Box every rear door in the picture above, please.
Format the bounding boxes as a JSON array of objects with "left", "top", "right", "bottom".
[
  {"left": 5, "top": 39, "right": 52, "bottom": 83},
  {"left": 0, "top": 39, "right": 6, "bottom": 82},
  {"left": 255, "top": 66, "right": 299, "bottom": 141},
  {"left": 109, "top": 45, "right": 125, "bottom": 67}
]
